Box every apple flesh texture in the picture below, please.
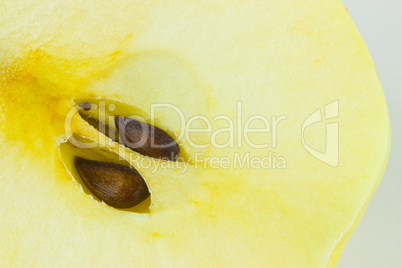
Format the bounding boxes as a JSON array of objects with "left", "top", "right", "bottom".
[{"left": 0, "top": 0, "right": 389, "bottom": 267}]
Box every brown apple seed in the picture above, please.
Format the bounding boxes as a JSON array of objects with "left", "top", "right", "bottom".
[
  {"left": 79, "top": 102, "right": 92, "bottom": 111},
  {"left": 74, "top": 157, "right": 150, "bottom": 208},
  {"left": 115, "top": 116, "right": 180, "bottom": 161}
]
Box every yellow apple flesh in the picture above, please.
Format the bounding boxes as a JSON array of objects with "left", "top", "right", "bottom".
[{"left": 0, "top": 0, "right": 390, "bottom": 267}]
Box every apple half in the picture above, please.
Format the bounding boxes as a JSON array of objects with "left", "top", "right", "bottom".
[{"left": 0, "top": 0, "right": 390, "bottom": 267}]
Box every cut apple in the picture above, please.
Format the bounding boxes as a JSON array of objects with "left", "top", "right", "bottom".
[{"left": 0, "top": 0, "right": 390, "bottom": 267}]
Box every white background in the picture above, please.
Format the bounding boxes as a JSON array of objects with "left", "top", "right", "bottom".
[{"left": 339, "top": 0, "right": 402, "bottom": 267}]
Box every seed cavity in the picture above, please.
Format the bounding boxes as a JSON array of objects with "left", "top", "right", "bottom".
[
  {"left": 74, "top": 156, "right": 150, "bottom": 208},
  {"left": 76, "top": 100, "right": 181, "bottom": 161},
  {"left": 115, "top": 116, "right": 180, "bottom": 161},
  {"left": 77, "top": 105, "right": 118, "bottom": 140},
  {"left": 79, "top": 102, "right": 92, "bottom": 111}
]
